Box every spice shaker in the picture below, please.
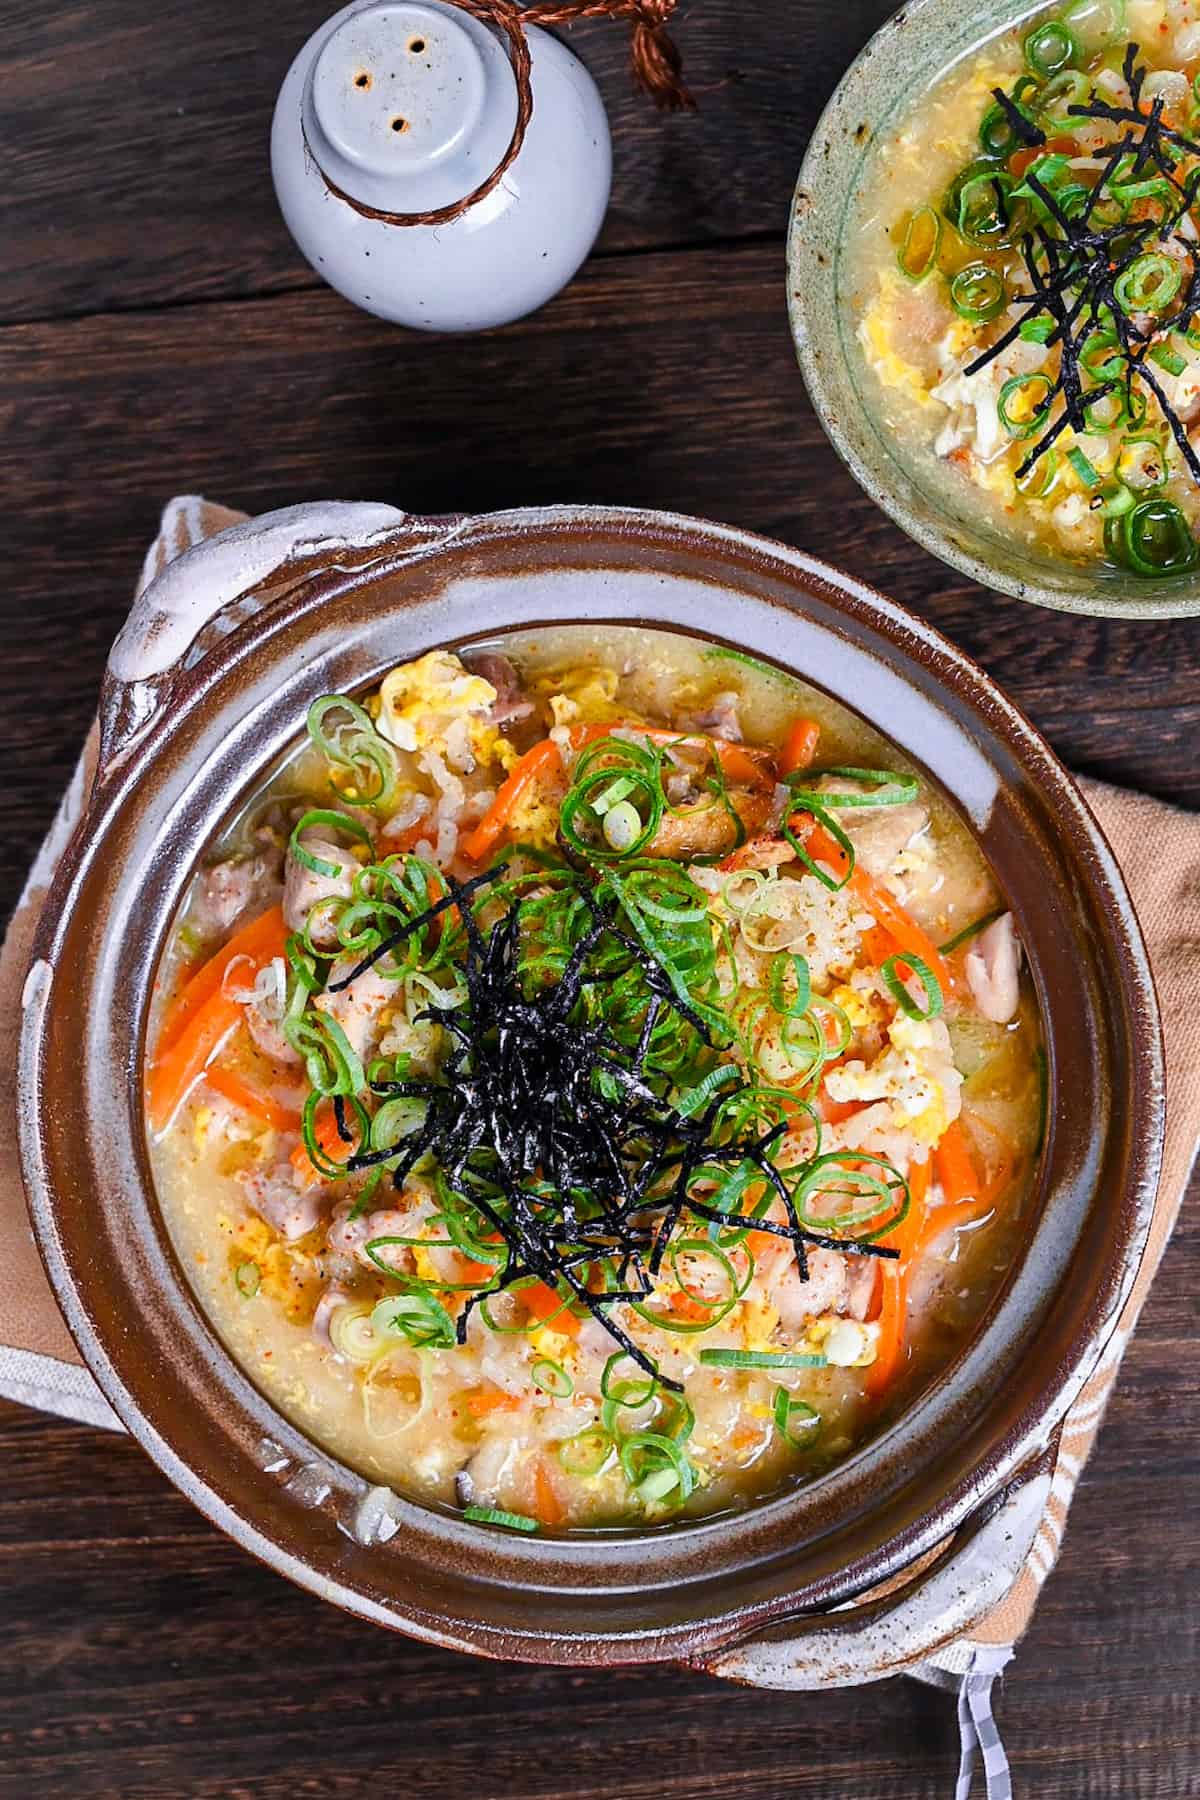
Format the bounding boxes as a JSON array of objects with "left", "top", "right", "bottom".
[{"left": 271, "top": 0, "right": 612, "bottom": 331}]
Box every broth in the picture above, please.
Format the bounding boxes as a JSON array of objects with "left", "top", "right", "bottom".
[{"left": 148, "top": 625, "right": 1043, "bottom": 1533}]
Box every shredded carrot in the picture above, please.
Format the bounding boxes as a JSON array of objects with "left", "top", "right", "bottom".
[
  {"left": 461, "top": 739, "right": 565, "bottom": 862},
  {"left": 860, "top": 923, "right": 898, "bottom": 966},
  {"left": 780, "top": 717, "right": 820, "bottom": 776},
  {"left": 865, "top": 1156, "right": 931, "bottom": 1399},
  {"left": 155, "top": 904, "right": 288, "bottom": 1059},
  {"left": 204, "top": 1066, "right": 301, "bottom": 1134},
  {"left": 933, "top": 1120, "right": 979, "bottom": 1207},
  {"left": 455, "top": 1252, "right": 499, "bottom": 1284},
  {"left": 520, "top": 1280, "right": 581, "bottom": 1336},
  {"left": 668, "top": 1288, "right": 713, "bottom": 1324},
  {"left": 465, "top": 1387, "right": 523, "bottom": 1418},
  {"left": 534, "top": 1458, "right": 568, "bottom": 1528},
  {"left": 147, "top": 992, "right": 243, "bottom": 1132}
]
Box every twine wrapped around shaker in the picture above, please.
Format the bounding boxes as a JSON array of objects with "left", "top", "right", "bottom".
[{"left": 308, "top": 0, "right": 691, "bottom": 229}]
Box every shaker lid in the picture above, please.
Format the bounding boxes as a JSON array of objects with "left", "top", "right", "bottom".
[{"left": 304, "top": 0, "right": 519, "bottom": 215}]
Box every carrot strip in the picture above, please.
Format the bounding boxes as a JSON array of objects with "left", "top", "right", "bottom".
[
  {"left": 780, "top": 717, "right": 820, "bottom": 775},
  {"left": 933, "top": 1120, "right": 979, "bottom": 1207},
  {"left": 668, "top": 1288, "right": 714, "bottom": 1324},
  {"left": 147, "top": 993, "right": 243, "bottom": 1132},
  {"left": 534, "top": 1459, "right": 568, "bottom": 1528},
  {"left": 461, "top": 740, "right": 565, "bottom": 863},
  {"left": 865, "top": 1157, "right": 930, "bottom": 1399},
  {"left": 521, "top": 1281, "right": 581, "bottom": 1337},
  {"left": 204, "top": 1066, "right": 301, "bottom": 1134},
  {"left": 155, "top": 904, "right": 288, "bottom": 1059},
  {"left": 465, "top": 1388, "right": 523, "bottom": 1418}
]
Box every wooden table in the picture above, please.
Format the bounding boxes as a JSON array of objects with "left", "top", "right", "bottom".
[{"left": 2, "top": 2, "right": 1197, "bottom": 1794}]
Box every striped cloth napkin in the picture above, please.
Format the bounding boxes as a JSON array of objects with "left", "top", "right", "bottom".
[{"left": 2, "top": 498, "right": 1197, "bottom": 1798}]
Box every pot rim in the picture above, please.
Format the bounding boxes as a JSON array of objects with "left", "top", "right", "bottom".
[{"left": 18, "top": 502, "right": 1165, "bottom": 1663}]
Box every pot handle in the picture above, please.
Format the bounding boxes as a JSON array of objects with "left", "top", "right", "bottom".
[
  {"left": 693, "top": 1441, "right": 1057, "bottom": 1689},
  {"left": 97, "top": 500, "right": 459, "bottom": 779}
]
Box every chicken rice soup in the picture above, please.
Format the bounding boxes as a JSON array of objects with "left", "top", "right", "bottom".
[
  {"left": 148, "top": 627, "right": 1044, "bottom": 1534},
  {"left": 852, "top": 0, "right": 1200, "bottom": 578}
]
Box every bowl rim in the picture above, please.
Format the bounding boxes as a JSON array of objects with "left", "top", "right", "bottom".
[
  {"left": 18, "top": 501, "right": 1165, "bottom": 1662},
  {"left": 786, "top": 0, "right": 1200, "bottom": 621}
]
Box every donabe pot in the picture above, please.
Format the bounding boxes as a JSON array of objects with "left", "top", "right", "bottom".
[{"left": 18, "top": 503, "right": 1162, "bottom": 1673}]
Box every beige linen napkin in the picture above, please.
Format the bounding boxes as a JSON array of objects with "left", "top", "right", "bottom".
[{"left": 2, "top": 499, "right": 1197, "bottom": 1739}]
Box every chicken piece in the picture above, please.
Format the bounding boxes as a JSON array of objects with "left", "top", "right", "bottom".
[
  {"left": 465, "top": 651, "right": 535, "bottom": 727},
  {"left": 689, "top": 690, "right": 743, "bottom": 742},
  {"left": 283, "top": 834, "right": 359, "bottom": 946},
  {"left": 965, "top": 913, "right": 1021, "bottom": 1025},
  {"left": 194, "top": 853, "right": 277, "bottom": 935},
  {"left": 244, "top": 1001, "right": 301, "bottom": 1066},
  {"left": 716, "top": 834, "right": 797, "bottom": 874},
  {"left": 844, "top": 1255, "right": 878, "bottom": 1322},
  {"left": 645, "top": 784, "right": 773, "bottom": 860},
  {"left": 241, "top": 1164, "right": 328, "bottom": 1242},
  {"left": 760, "top": 1243, "right": 849, "bottom": 1335},
  {"left": 315, "top": 957, "right": 398, "bottom": 1063},
  {"left": 327, "top": 1202, "right": 417, "bottom": 1275}
]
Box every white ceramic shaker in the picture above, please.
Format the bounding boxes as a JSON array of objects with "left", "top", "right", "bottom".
[{"left": 271, "top": 0, "right": 612, "bottom": 331}]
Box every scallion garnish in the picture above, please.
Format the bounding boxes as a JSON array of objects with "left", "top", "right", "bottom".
[
  {"left": 773, "top": 1388, "right": 822, "bottom": 1447},
  {"left": 462, "top": 1506, "right": 540, "bottom": 1533},
  {"left": 881, "top": 951, "right": 944, "bottom": 1020},
  {"left": 898, "top": 206, "right": 942, "bottom": 281},
  {"left": 699, "top": 1348, "right": 827, "bottom": 1370}
]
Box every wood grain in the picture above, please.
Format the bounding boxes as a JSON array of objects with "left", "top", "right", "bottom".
[{"left": 1, "top": 0, "right": 1198, "bottom": 1792}]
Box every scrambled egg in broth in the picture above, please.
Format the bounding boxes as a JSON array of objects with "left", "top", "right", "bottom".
[{"left": 148, "top": 625, "right": 1043, "bottom": 1534}]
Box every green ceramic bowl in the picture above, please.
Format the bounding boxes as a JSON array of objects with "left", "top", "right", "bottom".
[{"left": 787, "top": 0, "right": 1200, "bottom": 619}]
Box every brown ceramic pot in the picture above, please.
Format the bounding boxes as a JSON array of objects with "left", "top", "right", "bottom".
[{"left": 18, "top": 503, "right": 1163, "bottom": 1671}]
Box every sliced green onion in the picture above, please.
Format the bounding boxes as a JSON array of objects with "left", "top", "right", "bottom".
[
  {"left": 288, "top": 808, "right": 373, "bottom": 879},
  {"left": 531, "top": 1358, "right": 574, "bottom": 1398},
  {"left": 939, "top": 905, "right": 1006, "bottom": 956},
  {"left": 1080, "top": 329, "right": 1123, "bottom": 382},
  {"left": 1066, "top": 445, "right": 1102, "bottom": 488},
  {"left": 1035, "top": 67, "right": 1089, "bottom": 127},
  {"left": 773, "top": 1388, "right": 822, "bottom": 1448},
  {"left": 1023, "top": 18, "right": 1079, "bottom": 75},
  {"left": 1015, "top": 447, "right": 1059, "bottom": 498},
  {"left": 618, "top": 1431, "right": 696, "bottom": 1504},
  {"left": 950, "top": 262, "right": 1007, "bottom": 323},
  {"left": 792, "top": 1150, "right": 909, "bottom": 1239},
  {"left": 1149, "top": 342, "right": 1187, "bottom": 377},
  {"left": 999, "top": 373, "right": 1054, "bottom": 440},
  {"left": 1019, "top": 316, "right": 1056, "bottom": 345},
  {"left": 881, "top": 951, "right": 944, "bottom": 1020},
  {"left": 1106, "top": 497, "right": 1200, "bottom": 576},
  {"left": 699, "top": 1348, "right": 827, "bottom": 1370},
  {"left": 898, "top": 206, "right": 942, "bottom": 281},
  {"left": 768, "top": 953, "right": 812, "bottom": 1019},
  {"left": 602, "top": 799, "right": 644, "bottom": 853},
  {"left": 462, "top": 1506, "right": 539, "bottom": 1533},
  {"left": 558, "top": 1427, "right": 614, "bottom": 1477},
  {"left": 234, "top": 1260, "right": 261, "bottom": 1298},
  {"left": 329, "top": 1302, "right": 380, "bottom": 1361},
  {"left": 370, "top": 1288, "right": 456, "bottom": 1350},
  {"left": 955, "top": 169, "right": 1020, "bottom": 248},
  {"left": 1113, "top": 254, "right": 1182, "bottom": 317},
  {"left": 793, "top": 767, "right": 920, "bottom": 809},
  {"left": 307, "top": 694, "right": 399, "bottom": 810},
  {"left": 1096, "top": 481, "right": 1135, "bottom": 520}
]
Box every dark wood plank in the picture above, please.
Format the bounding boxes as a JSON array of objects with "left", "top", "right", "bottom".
[{"left": 0, "top": 0, "right": 901, "bottom": 322}]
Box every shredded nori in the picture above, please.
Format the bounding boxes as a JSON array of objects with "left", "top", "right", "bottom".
[
  {"left": 964, "top": 47, "right": 1200, "bottom": 484},
  {"left": 343, "top": 870, "right": 898, "bottom": 1391}
]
